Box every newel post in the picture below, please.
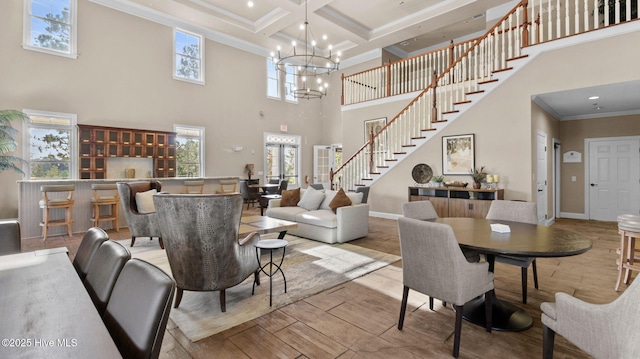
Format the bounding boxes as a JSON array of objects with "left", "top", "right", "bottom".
[
  {"left": 431, "top": 70, "right": 438, "bottom": 121},
  {"left": 521, "top": 0, "right": 529, "bottom": 47},
  {"left": 340, "top": 73, "right": 345, "bottom": 106},
  {"left": 368, "top": 129, "right": 375, "bottom": 175},
  {"left": 386, "top": 60, "right": 391, "bottom": 98},
  {"left": 448, "top": 40, "right": 455, "bottom": 66},
  {"left": 329, "top": 168, "right": 334, "bottom": 190}
]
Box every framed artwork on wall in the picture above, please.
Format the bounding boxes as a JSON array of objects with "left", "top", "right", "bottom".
[
  {"left": 442, "top": 134, "right": 475, "bottom": 175},
  {"left": 364, "top": 117, "right": 387, "bottom": 152}
]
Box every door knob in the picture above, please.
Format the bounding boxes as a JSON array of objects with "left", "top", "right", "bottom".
[{"left": 590, "top": 183, "right": 597, "bottom": 187}]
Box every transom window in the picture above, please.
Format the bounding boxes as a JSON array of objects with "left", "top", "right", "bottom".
[
  {"left": 23, "top": 0, "right": 78, "bottom": 58},
  {"left": 174, "top": 125, "right": 204, "bottom": 177},
  {"left": 22, "top": 109, "right": 77, "bottom": 179},
  {"left": 174, "top": 29, "right": 204, "bottom": 84}
]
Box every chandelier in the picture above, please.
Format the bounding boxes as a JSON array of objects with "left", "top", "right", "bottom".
[{"left": 270, "top": 1, "right": 340, "bottom": 100}]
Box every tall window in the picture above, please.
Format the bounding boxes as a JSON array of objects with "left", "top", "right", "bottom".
[
  {"left": 266, "top": 58, "right": 280, "bottom": 99},
  {"left": 22, "top": 110, "right": 76, "bottom": 179},
  {"left": 284, "top": 65, "right": 297, "bottom": 103},
  {"left": 174, "top": 29, "right": 204, "bottom": 84},
  {"left": 23, "top": 0, "right": 78, "bottom": 58},
  {"left": 174, "top": 125, "right": 204, "bottom": 177}
]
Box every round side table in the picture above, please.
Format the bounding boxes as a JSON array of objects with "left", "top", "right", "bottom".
[{"left": 252, "top": 239, "right": 288, "bottom": 306}]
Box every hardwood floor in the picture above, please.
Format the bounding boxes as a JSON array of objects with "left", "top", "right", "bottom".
[{"left": 22, "top": 210, "right": 624, "bottom": 358}]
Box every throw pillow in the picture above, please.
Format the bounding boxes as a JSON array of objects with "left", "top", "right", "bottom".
[
  {"left": 329, "top": 188, "right": 352, "bottom": 213},
  {"left": 135, "top": 189, "right": 157, "bottom": 214},
  {"left": 297, "top": 187, "right": 326, "bottom": 211},
  {"left": 280, "top": 188, "right": 301, "bottom": 207},
  {"left": 346, "top": 191, "right": 364, "bottom": 204},
  {"left": 320, "top": 190, "right": 338, "bottom": 210}
]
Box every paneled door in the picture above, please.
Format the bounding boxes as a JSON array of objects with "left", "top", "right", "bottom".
[
  {"left": 588, "top": 137, "right": 640, "bottom": 221},
  {"left": 536, "top": 131, "right": 547, "bottom": 223},
  {"left": 313, "top": 144, "right": 342, "bottom": 189}
]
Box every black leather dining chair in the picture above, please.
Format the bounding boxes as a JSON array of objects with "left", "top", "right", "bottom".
[
  {"left": 83, "top": 240, "right": 131, "bottom": 315},
  {"left": 72, "top": 227, "right": 109, "bottom": 280},
  {"left": 103, "top": 258, "right": 175, "bottom": 359}
]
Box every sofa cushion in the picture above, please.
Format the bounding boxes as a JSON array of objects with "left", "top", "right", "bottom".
[
  {"left": 298, "top": 187, "right": 325, "bottom": 211},
  {"left": 296, "top": 210, "right": 338, "bottom": 229},
  {"left": 266, "top": 206, "right": 308, "bottom": 222},
  {"left": 329, "top": 188, "right": 352, "bottom": 213},
  {"left": 346, "top": 191, "right": 364, "bottom": 204},
  {"left": 281, "top": 188, "right": 301, "bottom": 207},
  {"left": 135, "top": 189, "right": 157, "bottom": 214}
]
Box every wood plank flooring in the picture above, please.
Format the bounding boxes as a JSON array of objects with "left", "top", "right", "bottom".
[{"left": 21, "top": 210, "right": 625, "bottom": 358}]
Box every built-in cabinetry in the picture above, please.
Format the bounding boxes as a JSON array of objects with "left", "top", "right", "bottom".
[
  {"left": 408, "top": 186, "right": 504, "bottom": 218},
  {"left": 78, "top": 125, "right": 176, "bottom": 179}
]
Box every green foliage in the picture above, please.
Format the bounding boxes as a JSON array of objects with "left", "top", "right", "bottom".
[
  {"left": 176, "top": 138, "right": 200, "bottom": 176},
  {"left": 432, "top": 175, "right": 445, "bottom": 183},
  {"left": 469, "top": 166, "right": 486, "bottom": 183},
  {"left": 177, "top": 44, "right": 200, "bottom": 80},
  {"left": 0, "top": 110, "right": 29, "bottom": 174},
  {"left": 598, "top": 0, "right": 638, "bottom": 23}
]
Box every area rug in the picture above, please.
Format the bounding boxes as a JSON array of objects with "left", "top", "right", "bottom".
[{"left": 118, "top": 235, "right": 400, "bottom": 342}]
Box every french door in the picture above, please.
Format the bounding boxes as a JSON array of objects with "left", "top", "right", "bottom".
[
  {"left": 313, "top": 144, "right": 342, "bottom": 189},
  {"left": 264, "top": 133, "right": 300, "bottom": 187}
]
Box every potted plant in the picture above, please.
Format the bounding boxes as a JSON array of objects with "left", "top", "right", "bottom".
[
  {"left": 431, "top": 175, "right": 445, "bottom": 188},
  {"left": 469, "top": 166, "right": 486, "bottom": 189},
  {"left": 0, "top": 110, "right": 29, "bottom": 174},
  {"left": 245, "top": 163, "right": 254, "bottom": 180}
]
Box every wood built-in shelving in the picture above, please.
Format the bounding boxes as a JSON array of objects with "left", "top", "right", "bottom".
[
  {"left": 78, "top": 125, "right": 176, "bottom": 179},
  {"left": 408, "top": 186, "right": 504, "bottom": 218}
]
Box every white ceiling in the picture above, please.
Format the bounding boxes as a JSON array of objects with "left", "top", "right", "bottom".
[{"left": 91, "top": 0, "right": 640, "bottom": 120}]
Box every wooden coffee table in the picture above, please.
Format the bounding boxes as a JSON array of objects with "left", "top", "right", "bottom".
[{"left": 240, "top": 215, "right": 297, "bottom": 239}]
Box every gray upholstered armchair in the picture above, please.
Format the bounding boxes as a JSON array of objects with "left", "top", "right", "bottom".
[
  {"left": 486, "top": 200, "right": 538, "bottom": 303},
  {"left": 117, "top": 181, "right": 164, "bottom": 249},
  {"left": 541, "top": 276, "right": 640, "bottom": 358},
  {"left": 397, "top": 217, "right": 494, "bottom": 358},
  {"left": 153, "top": 193, "right": 260, "bottom": 312}
]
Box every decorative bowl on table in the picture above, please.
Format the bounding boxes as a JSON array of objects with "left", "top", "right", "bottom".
[{"left": 444, "top": 181, "right": 468, "bottom": 188}]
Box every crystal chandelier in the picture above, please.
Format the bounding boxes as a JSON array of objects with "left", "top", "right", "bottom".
[{"left": 270, "top": 1, "right": 340, "bottom": 100}]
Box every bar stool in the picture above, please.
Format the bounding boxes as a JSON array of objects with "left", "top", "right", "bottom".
[
  {"left": 184, "top": 180, "right": 204, "bottom": 194},
  {"left": 90, "top": 184, "right": 120, "bottom": 232},
  {"left": 39, "top": 185, "right": 75, "bottom": 240},
  {"left": 216, "top": 179, "right": 238, "bottom": 194},
  {"left": 615, "top": 214, "right": 640, "bottom": 291}
]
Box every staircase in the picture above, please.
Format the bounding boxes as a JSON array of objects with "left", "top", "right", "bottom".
[{"left": 333, "top": 0, "right": 639, "bottom": 191}]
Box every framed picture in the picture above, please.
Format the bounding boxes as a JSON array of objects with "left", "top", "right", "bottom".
[
  {"left": 364, "top": 117, "right": 386, "bottom": 152},
  {"left": 442, "top": 134, "right": 475, "bottom": 175}
]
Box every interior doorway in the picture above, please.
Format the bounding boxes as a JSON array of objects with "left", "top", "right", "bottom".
[
  {"left": 536, "top": 131, "right": 548, "bottom": 223},
  {"left": 313, "top": 144, "right": 342, "bottom": 189}
]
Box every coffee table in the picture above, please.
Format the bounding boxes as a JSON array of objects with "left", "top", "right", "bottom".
[{"left": 240, "top": 215, "right": 297, "bottom": 239}]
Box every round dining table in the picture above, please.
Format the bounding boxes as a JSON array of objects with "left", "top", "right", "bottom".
[{"left": 434, "top": 218, "right": 592, "bottom": 331}]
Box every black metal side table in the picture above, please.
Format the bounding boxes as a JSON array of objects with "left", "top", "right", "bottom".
[{"left": 252, "top": 239, "right": 288, "bottom": 306}]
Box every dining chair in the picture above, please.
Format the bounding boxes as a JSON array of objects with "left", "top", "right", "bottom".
[
  {"left": 397, "top": 217, "right": 494, "bottom": 358},
  {"left": 83, "top": 240, "right": 131, "bottom": 315},
  {"left": 239, "top": 180, "right": 260, "bottom": 209},
  {"left": 615, "top": 214, "right": 640, "bottom": 291},
  {"left": 153, "top": 193, "right": 260, "bottom": 312},
  {"left": 265, "top": 179, "right": 280, "bottom": 194},
  {"left": 541, "top": 271, "right": 640, "bottom": 359},
  {"left": 39, "top": 184, "right": 75, "bottom": 239},
  {"left": 117, "top": 181, "right": 164, "bottom": 249},
  {"left": 73, "top": 227, "right": 109, "bottom": 280},
  {"left": 0, "top": 220, "right": 21, "bottom": 256},
  {"left": 103, "top": 258, "right": 175, "bottom": 359},
  {"left": 309, "top": 183, "right": 324, "bottom": 190},
  {"left": 184, "top": 180, "right": 205, "bottom": 194},
  {"left": 485, "top": 200, "right": 539, "bottom": 304},
  {"left": 278, "top": 180, "right": 288, "bottom": 194},
  {"left": 90, "top": 183, "right": 120, "bottom": 231}
]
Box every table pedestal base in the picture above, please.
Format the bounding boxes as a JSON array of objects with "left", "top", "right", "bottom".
[{"left": 463, "top": 293, "right": 532, "bottom": 332}]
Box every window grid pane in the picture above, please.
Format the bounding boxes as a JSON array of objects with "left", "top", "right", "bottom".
[{"left": 174, "top": 30, "right": 203, "bottom": 82}]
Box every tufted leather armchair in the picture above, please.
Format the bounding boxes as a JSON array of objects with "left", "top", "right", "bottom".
[
  {"left": 153, "top": 193, "right": 260, "bottom": 312},
  {"left": 117, "top": 181, "right": 164, "bottom": 249}
]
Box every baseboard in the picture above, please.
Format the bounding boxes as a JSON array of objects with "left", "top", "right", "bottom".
[
  {"left": 369, "top": 211, "right": 401, "bottom": 220},
  {"left": 559, "top": 212, "right": 588, "bottom": 220}
]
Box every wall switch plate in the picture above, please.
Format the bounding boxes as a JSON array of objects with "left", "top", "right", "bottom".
[{"left": 572, "top": 176, "right": 577, "bottom": 181}]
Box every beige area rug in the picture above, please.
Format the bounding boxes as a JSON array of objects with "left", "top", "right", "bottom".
[{"left": 118, "top": 235, "right": 400, "bottom": 342}]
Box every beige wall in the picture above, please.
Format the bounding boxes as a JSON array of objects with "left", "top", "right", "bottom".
[
  {"left": 559, "top": 115, "right": 640, "bottom": 214},
  {"left": 0, "top": 1, "right": 324, "bottom": 218}
]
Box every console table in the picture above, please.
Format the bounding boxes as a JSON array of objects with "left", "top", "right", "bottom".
[{"left": 408, "top": 186, "right": 504, "bottom": 218}]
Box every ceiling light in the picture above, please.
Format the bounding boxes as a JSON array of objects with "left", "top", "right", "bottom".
[
  {"left": 247, "top": 1, "right": 254, "bottom": 8},
  {"left": 588, "top": 96, "right": 599, "bottom": 100},
  {"left": 271, "top": 1, "right": 339, "bottom": 100}
]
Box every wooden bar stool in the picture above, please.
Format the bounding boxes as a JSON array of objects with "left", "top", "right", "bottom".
[
  {"left": 216, "top": 179, "right": 238, "bottom": 194},
  {"left": 184, "top": 180, "right": 204, "bottom": 194},
  {"left": 615, "top": 214, "right": 640, "bottom": 291},
  {"left": 90, "top": 184, "right": 120, "bottom": 232},
  {"left": 39, "top": 185, "right": 75, "bottom": 240}
]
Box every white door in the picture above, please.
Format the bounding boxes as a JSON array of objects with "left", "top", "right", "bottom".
[
  {"left": 313, "top": 145, "right": 331, "bottom": 189},
  {"left": 589, "top": 138, "right": 640, "bottom": 221},
  {"left": 536, "top": 131, "right": 547, "bottom": 223}
]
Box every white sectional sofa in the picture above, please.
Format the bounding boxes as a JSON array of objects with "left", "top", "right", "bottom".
[{"left": 265, "top": 187, "right": 369, "bottom": 244}]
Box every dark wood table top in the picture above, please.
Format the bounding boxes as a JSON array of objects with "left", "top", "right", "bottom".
[
  {"left": 0, "top": 250, "right": 122, "bottom": 358},
  {"left": 434, "top": 218, "right": 592, "bottom": 258}
]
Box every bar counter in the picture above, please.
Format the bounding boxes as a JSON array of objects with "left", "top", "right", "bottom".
[{"left": 18, "top": 177, "right": 239, "bottom": 239}]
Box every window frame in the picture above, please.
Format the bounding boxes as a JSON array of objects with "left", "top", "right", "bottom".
[
  {"left": 22, "top": 0, "right": 78, "bottom": 59},
  {"left": 284, "top": 64, "right": 298, "bottom": 103},
  {"left": 266, "top": 57, "right": 280, "bottom": 100},
  {"left": 174, "top": 124, "right": 205, "bottom": 177},
  {"left": 22, "top": 109, "right": 77, "bottom": 180},
  {"left": 173, "top": 28, "right": 205, "bottom": 85}
]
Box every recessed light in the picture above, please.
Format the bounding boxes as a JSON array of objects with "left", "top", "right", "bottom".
[
  {"left": 247, "top": 1, "right": 254, "bottom": 7},
  {"left": 588, "top": 96, "right": 599, "bottom": 100}
]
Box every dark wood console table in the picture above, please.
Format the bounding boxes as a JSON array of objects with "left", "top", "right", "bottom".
[{"left": 408, "top": 186, "right": 504, "bottom": 218}]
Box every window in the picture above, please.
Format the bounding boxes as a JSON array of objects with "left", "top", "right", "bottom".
[
  {"left": 174, "top": 125, "right": 204, "bottom": 177},
  {"left": 22, "top": 109, "right": 76, "bottom": 179},
  {"left": 266, "top": 58, "right": 280, "bottom": 99},
  {"left": 266, "top": 59, "right": 298, "bottom": 103},
  {"left": 174, "top": 29, "right": 204, "bottom": 84},
  {"left": 23, "top": 0, "right": 78, "bottom": 58}
]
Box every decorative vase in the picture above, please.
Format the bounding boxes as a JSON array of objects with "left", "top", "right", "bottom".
[{"left": 472, "top": 182, "right": 481, "bottom": 189}]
